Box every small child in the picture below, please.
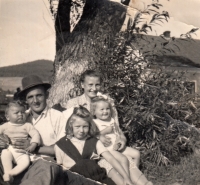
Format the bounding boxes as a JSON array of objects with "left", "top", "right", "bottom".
[
  {"left": 0, "top": 101, "right": 40, "bottom": 183},
  {"left": 55, "top": 106, "right": 134, "bottom": 185},
  {"left": 91, "top": 95, "right": 153, "bottom": 185}
]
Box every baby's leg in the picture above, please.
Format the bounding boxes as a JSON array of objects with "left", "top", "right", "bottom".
[
  {"left": 109, "top": 150, "right": 130, "bottom": 176},
  {"left": 1, "top": 149, "right": 14, "bottom": 181},
  {"left": 122, "top": 146, "right": 140, "bottom": 167},
  {"left": 9, "top": 154, "right": 30, "bottom": 176}
]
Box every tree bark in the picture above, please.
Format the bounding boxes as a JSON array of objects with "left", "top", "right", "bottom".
[{"left": 48, "top": 0, "right": 127, "bottom": 106}]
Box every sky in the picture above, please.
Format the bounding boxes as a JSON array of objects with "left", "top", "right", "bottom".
[
  {"left": 128, "top": 0, "right": 200, "bottom": 37},
  {"left": 0, "top": 0, "right": 200, "bottom": 68},
  {"left": 0, "top": 0, "right": 55, "bottom": 67}
]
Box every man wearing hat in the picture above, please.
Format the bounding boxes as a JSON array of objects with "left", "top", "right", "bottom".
[{"left": 0, "top": 75, "right": 99, "bottom": 185}]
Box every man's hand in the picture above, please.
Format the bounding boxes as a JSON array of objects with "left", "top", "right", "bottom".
[
  {"left": 11, "top": 139, "right": 30, "bottom": 149},
  {"left": 99, "top": 135, "right": 112, "bottom": 147},
  {"left": 0, "top": 134, "right": 10, "bottom": 149}
]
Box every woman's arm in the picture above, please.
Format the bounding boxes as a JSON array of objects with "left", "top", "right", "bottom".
[
  {"left": 111, "top": 103, "right": 127, "bottom": 151},
  {"left": 100, "top": 126, "right": 113, "bottom": 135},
  {"left": 101, "top": 151, "right": 133, "bottom": 185}
]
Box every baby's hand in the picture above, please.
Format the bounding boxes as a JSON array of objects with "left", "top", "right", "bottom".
[
  {"left": 25, "top": 142, "right": 38, "bottom": 153},
  {"left": 114, "top": 135, "right": 126, "bottom": 151},
  {"left": 113, "top": 135, "right": 121, "bottom": 150},
  {"left": 113, "top": 142, "right": 121, "bottom": 151}
]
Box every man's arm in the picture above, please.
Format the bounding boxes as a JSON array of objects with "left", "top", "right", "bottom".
[
  {"left": 16, "top": 144, "right": 55, "bottom": 156},
  {"left": 0, "top": 134, "right": 10, "bottom": 149},
  {"left": 100, "top": 126, "right": 113, "bottom": 135},
  {"left": 35, "top": 145, "right": 55, "bottom": 156},
  {"left": 0, "top": 124, "right": 10, "bottom": 149},
  {"left": 12, "top": 137, "right": 55, "bottom": 156}
]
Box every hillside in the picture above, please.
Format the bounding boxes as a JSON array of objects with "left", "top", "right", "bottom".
[
  {"left": 0, "top": 60, "right": 53, "bottom": 81},
  {"left": 134, "top": 35, "right": 200, "bottom": 67}
]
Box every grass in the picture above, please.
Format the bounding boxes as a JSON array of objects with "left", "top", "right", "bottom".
[{"left": 143, "top": 153, "right": 200, "bottom": 185}]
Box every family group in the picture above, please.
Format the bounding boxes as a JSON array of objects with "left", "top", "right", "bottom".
[{"left": 0, "top": 70, "right": 153, "bottom": 185}]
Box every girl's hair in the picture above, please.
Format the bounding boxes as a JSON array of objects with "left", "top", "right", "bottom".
[
  {"left": 80, "top": 70, "right": 103, "bottom": 83},
  {"left": 5, "top": 100, "right": 25, "bottom": 115},
  {"left": 66, "top": 106, "right": 99, "bottom": 138},
  {"left": 90, "top": 96, "right": 112, "bottom": 118}
]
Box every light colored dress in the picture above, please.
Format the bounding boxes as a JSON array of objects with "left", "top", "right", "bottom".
[{"left": 93, "top": 118, "right": 118, "bottom": 151}]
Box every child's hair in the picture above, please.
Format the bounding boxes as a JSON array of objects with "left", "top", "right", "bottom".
[
  {"left": 90, "top": 96, "right": 112, "bottom": 119},
  {"left": 5, "top": 100, "right": 25, "bottom": 115},
  {"left": 80, "top": 70, "right": 103, "bottom": 83},
  {"left": 66, "top": 106, "right": 99, "bottom": 138}
]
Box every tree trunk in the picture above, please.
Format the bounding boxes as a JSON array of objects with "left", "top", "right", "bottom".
[{"left": 48, "top": 0, "right": 127, "bottom": 106}]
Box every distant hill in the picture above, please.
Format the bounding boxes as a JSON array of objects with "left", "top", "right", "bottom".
[
  {"left": 135, "top": 35, "right": 200, "bottom": 67},
  {"left": 0, "top": 60, "right": 53, "bottom": 81}
]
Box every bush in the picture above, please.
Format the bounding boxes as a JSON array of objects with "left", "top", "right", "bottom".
[
  {"left": 99, "top": 46, "right": 200, "bottom": 166},
  {"left": 92, "top": 4, "right": 200, "bottom": 166},
  {"left": 52, "top": 0, "right": 200, "bottom": 167}
]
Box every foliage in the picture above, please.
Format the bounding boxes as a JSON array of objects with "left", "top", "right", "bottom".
[
  {"left": 90, "top": 2, "right": 200, "bottom": 166},
  {"left": 144, "top": 153, "right": 200, "bottom": 185},
  {"left": 100, "top": 50, "right": 200, "bottom": 166},
  {"left": 52, "top": 0, "right": 200, "bottom": 166}
]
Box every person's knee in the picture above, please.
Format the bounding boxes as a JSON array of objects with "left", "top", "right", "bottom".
[{"left": 120, "top": 154, "right": 129, "bottom": 164}]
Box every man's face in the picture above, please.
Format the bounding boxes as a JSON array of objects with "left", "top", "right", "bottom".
[
  {"left": 25, "top": 86, "right": 47, "bottom": 114},
  {"left": 81, "top": 76, "right": 101, "bottom": 99},
  {"left": 6, "top": 105, "right": 26, "bottom": 124}
]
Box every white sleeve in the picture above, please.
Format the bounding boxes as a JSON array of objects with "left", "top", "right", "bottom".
[{"left": 54, "top": 145, "right": 64, "bottom": 165}]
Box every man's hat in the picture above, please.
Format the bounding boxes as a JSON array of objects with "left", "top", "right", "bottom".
[{"left": 18, "top": 75, "right": 51, "bottom": 98}]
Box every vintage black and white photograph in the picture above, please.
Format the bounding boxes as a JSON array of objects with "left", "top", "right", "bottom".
[{"left": 0, "top": 0, "right": 200, "bottom": 185}]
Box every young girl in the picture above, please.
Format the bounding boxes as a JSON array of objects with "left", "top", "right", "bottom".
[
  {"left": 91, "top": 95, "right": 153, "bottom": 185},
  {"left": 55, "top": 106, "right": 134, "bottom": 185},
  {"left": 0, "top": 101, "right": 40, "bottom": 183}
]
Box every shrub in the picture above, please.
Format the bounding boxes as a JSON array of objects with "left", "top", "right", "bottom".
[
  {"left": 51, "top": 0, "right": 200, "bottom": 166},
  {"left": 93, "top": 3, "right": 200, "bottom": 166}
]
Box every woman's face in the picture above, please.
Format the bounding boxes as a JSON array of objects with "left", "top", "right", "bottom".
[
  {"left": 81, "top": 76, "right": 101, "bottom": 99},
  {"left": 72, "top": 117, "right": 89, "bottom": 140}
]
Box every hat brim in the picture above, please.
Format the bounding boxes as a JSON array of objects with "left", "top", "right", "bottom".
[{"left": 18, "top": 83, "right": 51, "bottom": 98}]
